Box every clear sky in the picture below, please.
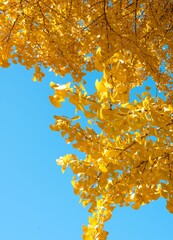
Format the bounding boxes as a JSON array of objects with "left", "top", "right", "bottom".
[{"left": 0, "top": 64, "right": 173, "bottom": 240}]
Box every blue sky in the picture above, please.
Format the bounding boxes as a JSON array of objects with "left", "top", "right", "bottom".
[{"left": 0, "top": 64, "right": 173, "bottom": 240}]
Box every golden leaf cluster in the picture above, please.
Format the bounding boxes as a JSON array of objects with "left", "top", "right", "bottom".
[{"left": 1, "top": 1, "right": 173, "bottom": 239}]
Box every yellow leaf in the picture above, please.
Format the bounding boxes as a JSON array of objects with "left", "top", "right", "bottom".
[
  {"left": 49, "top": 96, "right": 61, "bottom": 108},
  {"left": 71, "top": 116, "right": 81, "bottom": 121},
  {"left": 135, "top": 132, "right": 142, "bottom": 144},
  {"left": 166, "top": 201, "right": 173, "bottom": 214},
  {"left": 84, "top": 110, "right": 95, "bottom": 118},
  {"left": 95, "top": 79, "right": 107, "bottom": 92},
  {"left": 80, "top": 83, "right": 87, "bottom": 95},
  {"left": 145, "top": 86, "right": 151, "bottom": 91},
  {"left": 2, "top": 60, "right": 10, "bottom": 68},
  {"left": 132, "top": 202, "right": 141, "bottom": 210},
  {"left": 148, "top": 155, "right": 153, "bottom": 164},
  {"left": 99, "top": 163, "right": 108, "bottom": 173},
  {"left": 87, "top": 120, "right": 92, "bottom": 125},
  {"left": 50, "top": 81, "right": 57, "bottom": 88},
  {"left": 32, "top": 76, "right": 37, "bottom": 82}
]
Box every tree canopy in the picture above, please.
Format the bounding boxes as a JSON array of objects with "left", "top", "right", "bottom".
[{"left": 0, "top": 1, "right": 173, "bottom": 239}]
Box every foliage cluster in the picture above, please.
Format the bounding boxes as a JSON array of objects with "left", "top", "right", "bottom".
[{"left": 0, "top": 1, "right": 173, "bottom": 239}]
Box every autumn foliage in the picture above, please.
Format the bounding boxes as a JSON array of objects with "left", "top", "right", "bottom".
[{"left": 0, "top": 1, "right": 173, "bottom": 239}]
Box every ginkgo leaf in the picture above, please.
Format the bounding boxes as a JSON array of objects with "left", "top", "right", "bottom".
[
  {"left": 99, "top": 164, "right": 108, "bottom": 173},
  {"left": 71, "top": 116, "right": 81, "bottom": 121},
  {"left": 166, "top": 201, "right": 173, "bottom": 214},
  {"left": 132, "top": 202, "right": 141, "bottom": 210},
  {"left": 145, "top": 86, "right": 151, "bottom": 91},
  {"left": 49, "top": 96, "right": 61, "bottom": 108},
  {"left": 2, "top": 60, "right": 10, "bottom": 68}
]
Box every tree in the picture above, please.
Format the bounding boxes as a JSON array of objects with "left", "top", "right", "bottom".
[{"left": 0, "top": 0, "right": 173, "bottom": 239}]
